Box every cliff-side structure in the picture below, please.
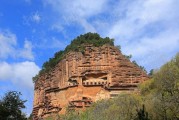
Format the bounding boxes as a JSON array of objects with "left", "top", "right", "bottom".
[{"left": 32, "top": 34, "right": 148, "bottom": 120}]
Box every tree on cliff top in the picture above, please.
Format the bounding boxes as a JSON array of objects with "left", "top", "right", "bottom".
[{"left": 33, "top": 32, "right": 114, "bottom": 82}]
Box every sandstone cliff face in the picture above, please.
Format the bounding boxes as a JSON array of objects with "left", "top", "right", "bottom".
[{"left": 33, "top": 45, "right": 148, "bottom": 119}]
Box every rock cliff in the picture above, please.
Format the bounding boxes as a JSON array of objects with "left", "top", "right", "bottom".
[{"left": 33, "top": 44, "right": 148, "bottom": 119}]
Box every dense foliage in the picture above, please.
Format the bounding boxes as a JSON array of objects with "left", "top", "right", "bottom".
[
  {"left": 45, "top": 53, "right": 179, "bottom": 120},
  {"left": 49, "top": 94, "right": 144, "bottom": 120},
  {"left": 33, "top": 32, "right": 114, "bottom": 82},
  {"left": 0, "top": 91, "right": 27, "bottom": 120},
  {"left": 140, "top": 53, "right": 179, "bottom": 120}
]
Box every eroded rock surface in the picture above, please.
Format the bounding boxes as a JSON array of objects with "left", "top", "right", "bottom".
[{"left": 33, "top": 45, "right": 148, "bottom": 119}]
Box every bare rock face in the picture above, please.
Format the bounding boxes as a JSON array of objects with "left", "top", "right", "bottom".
[{"left": 33, "top": 45, "right": 148, "bottom": 119}]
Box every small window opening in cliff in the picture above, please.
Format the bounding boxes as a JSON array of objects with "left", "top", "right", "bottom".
[
  {"left": 101, "top": 77, "right": 107, "bottom": 80},
  {"left": 82, "top": 97, "right": 88, "bottom": 100},
  {"left": 119, "top": 80, "right": 124, "bottom": 83},
  {"left": 86, "top": 73, "right": 107, "bottom": 79},
  {"left": 82, "top": 77, "right": 86, "bottom": 80},
  {"left": 134, "top": 81, "right": 139, "bottom": 83},
  {"left": 69, "top": 79, "right": 78, "bottom": 85}
]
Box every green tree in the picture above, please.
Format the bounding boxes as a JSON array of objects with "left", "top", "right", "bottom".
[
  {"left": 125, "top": 54, "right": 132, "bottom": 59},
  {"left": 135, "top": 104, "right": 150, "bottom": 120},
  {"left": 141, "top": 53, "right": 179, "bottom": 120},
  {"left": 0, "top": 91, "right": 27, "bottom": 120},
  {"left": 132, "top": 60, "right": 147, "bottom": 73},
  {"left": 148, "top": 69, "right": 154, "bottom": 77},
  {"left": 152, "top": 56, "right": 179, "bottom": 120}
]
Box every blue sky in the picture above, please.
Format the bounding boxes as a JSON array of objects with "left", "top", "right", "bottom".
[{"left": 0, "top": 0, "right": 179, "bottom": 116}]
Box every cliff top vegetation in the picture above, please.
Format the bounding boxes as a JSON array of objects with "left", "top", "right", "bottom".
[{"left": 33, "top": 32, "right": 114, "bottom": 82}]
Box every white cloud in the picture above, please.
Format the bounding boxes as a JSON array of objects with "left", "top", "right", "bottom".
[
  {"left": 45, "top": 0, "right": 107, "bottom": 18},
  {"left": 0, "top": 61, "right": 40, "bottom": 89},
  {"left": 78, "top": 19, "right": 96, "bottom": 32},
  {"left": 19, "top": 40, "right": 34, "bottom": 60},
  {"left": 108, "top": 0, "right": 178, "bottom": 39},
  {"left": 0, "top": 30, "right": 34, "bottom": 60},
  {"left": 0, "top": 30, "right": 17, "bottom": 59},
  {"left": 124, "top": 28, "right": 179, "bottom": 70},
  {"left": 0, "top": 62, "right": 12, "bottom": 80},
  {"left": 44, "top": 0, "right": 108, "bottom": 32},
  {"left": 51, "top": 23, "right": 64, "bottom": 33},
  {"left": 106, "top": 0, "right": 179, "bottom": 70},
  {"left": 31, "top": 12, "right": 41, "bottom": 23},
  {"left": 109, "top": 0, "right": 179, "bottom": 39},
  {"left": 23, "top": 12, "right": 41, "bottom": 25}
]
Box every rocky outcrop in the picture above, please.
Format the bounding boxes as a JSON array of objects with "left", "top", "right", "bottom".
[{"left": 33, "top": 45, "right": 148, "bottom": 119}]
